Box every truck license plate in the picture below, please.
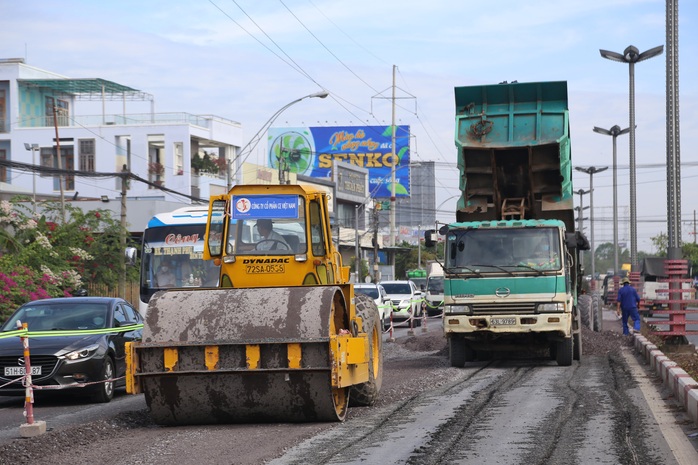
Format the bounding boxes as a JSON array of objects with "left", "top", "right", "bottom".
[
  {"left": 4, "top": 366, "right": 42, "bottom": 376},
  {"left": 491, "top": 318, "right": 516, "bottom": 325},
  {"left": 245, "top": 264, "right": 285, "bottom": 274}
]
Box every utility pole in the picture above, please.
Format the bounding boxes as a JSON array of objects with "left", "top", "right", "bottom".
[
  {"left": 389, "top": 64, "right": 397, "bottom": 247},
  {"left": 417, "top": 223, "right": 421, "bottom": 270},
  {"left": 52, "top": 105, "right": 66, "bottom": 223},
  {"left": 373, "top": 203, "right": 380, "bottom": 282},
  {"left": 119, "top": 164, "right": 128, "bottom": 297}
]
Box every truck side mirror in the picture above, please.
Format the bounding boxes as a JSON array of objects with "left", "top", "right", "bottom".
[
  {"left": 124, "top": 247, "right": 138, "bottom": 266},
  {"left": 424, "top": 229, "right": 437, "bottom": 248}
]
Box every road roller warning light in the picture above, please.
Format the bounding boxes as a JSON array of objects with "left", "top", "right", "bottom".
[{"left": 125, "top": 184, "right": 383, "bottom": 425}]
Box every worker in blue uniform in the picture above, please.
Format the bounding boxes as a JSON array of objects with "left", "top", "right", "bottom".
[{"left": 616, "top": 277, "right": 641, "bottom": 335}]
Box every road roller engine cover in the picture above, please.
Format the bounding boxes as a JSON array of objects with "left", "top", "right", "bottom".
[{"left": 125, "top": 184, "right": 383, "bottom": 425}]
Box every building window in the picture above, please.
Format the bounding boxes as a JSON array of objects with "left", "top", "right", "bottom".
[
  {"left": 45, "top": 96, "right": 69, "bottom": 126},
  {"left": 40, "top": 146, "right": 74, "bottom": 190},
  {"left": 174, "top": 142, "right": 183, "bottom": 175},
  {"left": 79, "top": 139, "right": 95, "bottom": 172},
  {"left": 0, "top": 90, "right": 6, "bottom": 133},
  {"left": 0, "top": 149, "right": 6, "bottom": 182}
]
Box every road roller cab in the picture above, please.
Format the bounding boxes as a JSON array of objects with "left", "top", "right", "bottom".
[
  {"left": 125, "top": 184, "right": 382, "bottom": 425},
  {"left": 206, "top": 184, "right": 347, "bottom": 288}
]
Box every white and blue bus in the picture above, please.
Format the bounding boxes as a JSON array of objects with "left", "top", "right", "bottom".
[{"left": 137, "top": 206, "right": 220, "bottom": 316}]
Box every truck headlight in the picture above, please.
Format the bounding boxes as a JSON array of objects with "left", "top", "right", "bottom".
[
  {"left": 537, "top": 302, "right": 564, "bottom": 313},
  {"left": 445, "top": 305, "right": 471, "bottom": 314}
]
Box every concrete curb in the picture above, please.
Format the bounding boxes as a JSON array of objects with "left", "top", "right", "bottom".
[{"left": 633, "top": 334, "right": 698, "bottom": 426}]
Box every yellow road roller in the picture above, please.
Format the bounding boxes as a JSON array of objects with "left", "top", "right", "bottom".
[{"left": 125, "top": 184, "right": 382, "bottom": 425}]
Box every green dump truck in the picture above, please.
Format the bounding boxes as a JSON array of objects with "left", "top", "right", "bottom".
[{"left": 425, "top": 81, "right": 590, "bottom": 366}]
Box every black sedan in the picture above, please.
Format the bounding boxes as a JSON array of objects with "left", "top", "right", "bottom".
[{"left": 0, "top": 297, "right": 143, "bottom": 403}]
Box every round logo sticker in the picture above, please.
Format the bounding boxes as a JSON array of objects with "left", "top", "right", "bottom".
[{"left": 235, "top": 197, "right": 251, "bottom": 213}]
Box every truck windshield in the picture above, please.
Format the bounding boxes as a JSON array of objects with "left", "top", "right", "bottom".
[
  {"left": 445, "top": 227, "right": 561, "bottom": 273},
  {"left": 427, "top": 276, "right": 444, "bottom": 293}
]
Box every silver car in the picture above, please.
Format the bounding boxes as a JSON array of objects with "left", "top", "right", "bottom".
[
  {"left": 380, "top": 280, "right": 424, "bottom": 327},
  {"left": 354, "top": 283, "right": 391, "bottom": 330}
]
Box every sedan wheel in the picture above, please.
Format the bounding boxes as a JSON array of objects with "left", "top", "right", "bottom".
[{"left": 92, "top": 357, "right": 115, "bottom": 403}]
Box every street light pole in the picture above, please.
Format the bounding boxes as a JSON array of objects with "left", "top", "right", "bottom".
[
  {"left": 600, "top": 44, "right": 663, "bottom": 269},
  {"left": 593, "top": 125, "right": 630, "bottom": 276},
  {"left": 24, "top": 143, "right": 39, "bottom": 212},
  {"left": 389, "top": 64, "right": 397, "bottom": 247},
  {"left": 575, "top": 166, "right": 608, "bottom": 286},
  {"left": 230, "top": 90, "right": 329, "bottom": 184},
  {"left": 355, "top": 204, "right": 361, "bottom": 284}
]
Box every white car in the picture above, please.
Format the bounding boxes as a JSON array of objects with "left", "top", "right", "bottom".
[
  {"left": 380, "top": 280, "right": 424, "bottom": 327},
  {"left": 354, "top": 283, "right": 391, "bottom": 330}
]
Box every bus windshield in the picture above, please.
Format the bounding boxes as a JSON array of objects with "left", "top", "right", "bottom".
[{"left": 142, "top": 223, "right": 220, "bottom": 290}]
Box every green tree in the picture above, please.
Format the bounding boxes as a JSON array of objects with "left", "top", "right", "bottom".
[
  {"left": 394, "top": 241, "right": 418, "bottom": 279},
  {"left": 0, "top": 200, "right": 139, "bottom": 320},
  {"left": 585, "top": 242, "right": 630, "bottom": 276},
  {"left": 651, "top": 232, "right": 668, "bottom": 257},
  {"left": 349, "top": 256, "right": 370, "bottom": 282}
]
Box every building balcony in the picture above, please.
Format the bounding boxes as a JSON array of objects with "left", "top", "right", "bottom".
[{"left": 16, "top": 112, "right": 241, "bottom": 130}]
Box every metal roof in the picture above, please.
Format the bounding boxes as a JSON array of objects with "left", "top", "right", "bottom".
[{"left": 18, "top": 78, "right": 153, "bottom": 101}]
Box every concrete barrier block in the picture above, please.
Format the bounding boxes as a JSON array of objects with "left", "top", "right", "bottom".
[
  {"left": 644, "top": 343, "right": 658, "bottom": 360},
  {"left": 677, "top": 376, "right": 698, "bottom": 409},
  {"left": 686, "top": 388, "right": 698, "bottom": 427},
  {"left": 666, "top": 366, "right": 689, "bottom": 398},
  {"left": 659, "top": 359, "right": 678, "bottom": 384},
  {"left": 19, "top": 420, "right": 47, "bottom": 438},
  {"left": 649, "top": 350, "right": 665, "bottom": 371}
]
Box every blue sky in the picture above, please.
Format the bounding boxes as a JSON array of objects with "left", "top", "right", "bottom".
[{"left": 2, "top": 0, "right": 697, "bottom": 253}]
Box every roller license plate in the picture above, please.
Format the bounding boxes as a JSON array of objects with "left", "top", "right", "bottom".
[
  {"left": 490, "top": 318, "right": 516, "bottom": 325},
  {"left": 4, "top": 366, "right": 41, "bottom": 376},
  {"left": 245, "top": 264, "right": 285, "bottom": 274}
]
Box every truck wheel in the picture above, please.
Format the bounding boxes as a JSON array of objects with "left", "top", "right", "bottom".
[
  {"left": 578, "top": 294, "right": 591, "bottom": 329},
  {"left": 556, "top": 337, "right": 573, "bottom": 366},
  {"left": 449, "top": 335, "right": 473, "bottom": 367},
  {"left": 349, "top": 293, "right": 383, "bottom": 407},
  {"left": 592, "top": 295, "right": 602, "bottom": 332},
  {"left": 573, "top": 330, "right": 582, "bottom": 360}
]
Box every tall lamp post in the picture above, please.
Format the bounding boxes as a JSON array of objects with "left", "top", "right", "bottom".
[
  {"left": 599, "top": 44, "right": 663, "bottom": 269},
  {"left": 575, "top": 166, "right": 608, "bottom": 288},
  {"left": 23, "top": 143, "right": 39, "bottom": 212},
  {"left": 593, "top": 125, "right": 630, "bottom": 277},
  {"left": 230, "top": 90, "right": 329, "bottom": 184}
]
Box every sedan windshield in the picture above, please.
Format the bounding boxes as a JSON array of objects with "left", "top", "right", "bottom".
[
  {"left": 356, "top": 287, "right": 379, "bottom": 299},
  {"left": 381, "top": 283, "right": 411, "bottom": 294},
  {"left": 2, "top": 303, "right": 109, "bottom": 331}
]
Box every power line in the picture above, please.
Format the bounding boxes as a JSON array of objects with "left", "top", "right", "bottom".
[{"left": 0, "top": 159, "right": 207, "bottom": 204}]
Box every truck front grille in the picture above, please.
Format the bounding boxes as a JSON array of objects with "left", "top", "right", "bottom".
[{"left": 471, "top": 303, "right": 537, "bottom": 315}]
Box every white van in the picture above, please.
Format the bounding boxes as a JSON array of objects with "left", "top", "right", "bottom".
[{"left": 425, "top": 262, "right": 444, "bottom": 316}]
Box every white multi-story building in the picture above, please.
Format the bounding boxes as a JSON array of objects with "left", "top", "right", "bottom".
[{"left": 0, "top": 58, "right": 242, "bottom": 231}]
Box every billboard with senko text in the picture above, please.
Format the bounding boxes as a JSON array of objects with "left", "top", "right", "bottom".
[{"left": 267, "top": 125, "right": 410, "bottom": 198}]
